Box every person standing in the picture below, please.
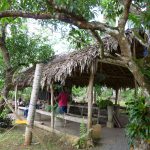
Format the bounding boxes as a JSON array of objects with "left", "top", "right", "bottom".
[{"left": 57, "top": 87, "right": 69, "bottom": 114}]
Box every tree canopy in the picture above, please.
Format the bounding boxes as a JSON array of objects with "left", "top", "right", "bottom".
[
  {"left": 0, "top": 0, "right": 150, "bottom": 95},
  {"left": 0, "top": 19, "right": 54, "bottom": 95}
]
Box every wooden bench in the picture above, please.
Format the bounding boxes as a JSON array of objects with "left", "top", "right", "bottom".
[
  {"left": 68, "top": 104, "right": 107, "bottom": 123},
  {"left": 18, "top": 106, "right": 90, "bottom": 123}
]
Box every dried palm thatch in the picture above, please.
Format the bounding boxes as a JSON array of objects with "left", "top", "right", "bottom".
[
  {"left": 15, "top": 45, "right": 99, "bottom": 87},
  {"left": 14, "top": 43, "right": 135, "bottom": 89},
  {"left": 15, "top": 30, "right": 147, "bottom": 89}
]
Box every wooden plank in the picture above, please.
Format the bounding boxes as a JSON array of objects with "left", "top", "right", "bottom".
[
  {"left": 18, "top": 106, "right": 27, "bottom": 110},
  {"left": 68, "top": 104, "right": 98, "bottom": 110},
  {"left": 36, "top": 109, "right": 51, "bottom": 116},
  {"left": 18, "top": 107, "right": 102, "bottom": 124}
]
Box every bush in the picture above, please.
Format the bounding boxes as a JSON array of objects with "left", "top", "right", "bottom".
[
  {"left": 0, "top": 108, "right": 13, "bottom": 128},
  {"left": 0, "top": 116, "right": 12, "bottom": 128},
  {"left": 97, "top": 99, "right": 113, "bottom": 109},
  {"left": 125, "top": 96, "right": 150, "bottom": 146}
]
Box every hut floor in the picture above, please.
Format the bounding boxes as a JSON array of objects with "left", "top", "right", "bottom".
[
  {"left": 34, "top": 120, "right": 128, "bottom": 150},
  {"left": 8, "top": 113, "right": 128, "bottom": 150}
]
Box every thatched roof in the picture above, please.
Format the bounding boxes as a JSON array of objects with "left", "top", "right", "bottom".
[
  {"left": 15, "top": 29, "right": 147, "bottom": 89},
  {"left": 14, "top": 44, "right": 135, "bottom": 89}
]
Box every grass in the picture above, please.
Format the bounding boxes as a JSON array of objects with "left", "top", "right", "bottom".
[{"left": 0, "top": 125, "right": 76, "bottom": 150}]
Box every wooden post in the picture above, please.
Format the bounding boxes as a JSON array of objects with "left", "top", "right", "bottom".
[
  {"left": 115, "top": 89, "right": 118, "bottom": 105},
  {"left": 24, "top": 63, "right": 43, "bottom": 145},
  {"left": 93, "top": 87, "right": 96, "bottom": 104},
  {"left": 15, "top": 84, "right": 18, "bottom": 112},
  {"left": 50, "top": 83, "right": 54, "bottom": 129},
  {"left": 87, "top": 62, "right": 95, "bottom": 136}
]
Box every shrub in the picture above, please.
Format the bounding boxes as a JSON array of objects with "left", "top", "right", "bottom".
[
  {"left": 97, "top": 99, "right": 113, "bottom": 109},
  {"left": 125, "top": 96, "right": 150, "bottom": 146},
  {"left": 0, "top": 108, "right": 12, "bottom": 128}
]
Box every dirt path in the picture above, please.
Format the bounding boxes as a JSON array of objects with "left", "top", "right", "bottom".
[{"left": 94, "top": 128, "right": 129, "bottom": 150}]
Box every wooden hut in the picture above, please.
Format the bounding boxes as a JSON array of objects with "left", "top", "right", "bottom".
[{"left": 14, "top": 31, "right": 146, "bottom": 135}]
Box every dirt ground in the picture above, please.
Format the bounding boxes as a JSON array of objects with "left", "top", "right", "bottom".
[{"left": 0, "top": 125, "right": 76, "bottom": 150}]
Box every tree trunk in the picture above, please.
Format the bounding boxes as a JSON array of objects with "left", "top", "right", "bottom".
[
  {"left": 87, "top": 73, "right": 94, "bottom": 132},
  {"left": 118, "top": 34, "right": 150, "bottom": 96},
  {"left": 24, "top": 63, "right": 43, "bottom": 145},
  {"left": 15, "top": 85, "right": 18, "bottom": 112},
  {"left": 2, "top": 68, "right": 14, "bottom": 97},
  {"left": 126, "top": 59, "right": 150, "bottom": 96},
  {"left": 50, "top": 83, "right": 54, "bottom": 129},
  {"left": 87, "top": 62, "right": 95, "bottom": 139},
  {"left": 0, "top": 25, "right": 13, "bottom": 98}
]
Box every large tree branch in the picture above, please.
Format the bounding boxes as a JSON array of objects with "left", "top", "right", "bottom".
[
  {"left": 47, "top": 0, "right": 105, "bottom": 57},
  {"left": 47, "top": 0, "right": 86, "bottom": 21},
  {"left": 118, "top": 0, "right": 132, "bottom": 30},
  {"left": 98, "top": 57, "right": 127, "bottom": 68},
  {"left": 132, "top": 30, "right": 149, "bottom": 48},
  {"left": 0, "top": 10, "right": 119, "bottom": 36},
  {"left": 91, "top": 30, "right": 104, "bottom": 58}
]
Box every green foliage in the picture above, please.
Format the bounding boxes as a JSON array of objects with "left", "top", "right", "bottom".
[
  {"left": 0, "top": 0, "right": 150, "bottom": 30},
  {"left": 8, "top": 87, "right": 32, "bottom": 104},
  {"left": 6, "top": 24, "right": 54, "bottom": 69},
  {"left": 95, "top": 86, "right": 113, "bottom": 108},
  {"left": 130, "top": 0, "right": 150, "bottom": 29},
  {"left": 75, "top": 119, "right": 87, "bottom": 149},
  {"left": 72, "top": 86, "right": 86, "bottom": 97},
  {"left": 54, "top": 0, "right": 100, "bottom": 20},
  {"left": 95, "top": 84, "right": 102, "bottom": 97},
  {"left": 100, "top": 0, "right": 123, "bottom": 21},
  {"left": 68, "top": 28, "right": 94, "bottom": 49},
  {"left": 135, "top": 59, "right": 150, "bottom": 80},
  {"left": 21, "top": 87, "right": 32, "bottom": 101},
  {"left": 96, "top": 86, "right": 113, "bottom": 100},
  {"left": 46, "top": 103, "right": 58, "bottom": 112},
  {"left": 141, "top": 67, "right": 150, "bottom": 80},
  {"left": 120, "top": 89, "right": 135, "bottom": 102},
  {"left": 126, "top": 96, "right": 150, "bottom": 145},
  {"left": 0, "top": 21, "right": 54, "bottom": 91},
  {"left": 97, "top": 99, "right": 113, "bottom": 109},
  {"left": 72, "top": 86, "right": 87, "bottom": 103},
  {"left": 0, "top": 108, "right": 12, "bottom": 128}
]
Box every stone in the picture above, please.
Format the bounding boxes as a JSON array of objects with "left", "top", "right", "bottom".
[
  {"left": 107, "top": 121, "right": 114, "bottom": 128},
  {"left": 92, "top": 124, "right": 102, "bottom": 140}
]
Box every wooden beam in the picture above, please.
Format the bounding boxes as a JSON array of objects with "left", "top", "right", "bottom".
[
  {"left": 50, "top": 83, "right": 54, "bottom": 129},
  {"left": 98, "top": 57, "right": 127, "bottom": 68},
  {"left": 93, "top": 87, "right": 96, "bottom": 104}
]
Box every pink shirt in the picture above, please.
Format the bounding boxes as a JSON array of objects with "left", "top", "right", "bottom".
[{"left": 58, "top": 92, "right": 69, "bottom": 107}]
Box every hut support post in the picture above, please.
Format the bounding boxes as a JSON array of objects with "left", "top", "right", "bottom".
[
  {"left": 24, "top": 63, "right": 43, "bottom": 145},
  {"left": 115, "top": 89, "right": 118, "bottom": 105},
  {"left": 50, "top": 83, "right": 54, "bottom": 129},
  {"left": 87, "top": 65, "right": 95, "bottom": 138},
  {"left": 15, "top": 84, "right": 18, "bottom": 112},
  {"left": 114, "top": 89, "right": 119, "bottom": 118},
  {"left": 93, "top": 87, "right": 96, "bottom": 104}
]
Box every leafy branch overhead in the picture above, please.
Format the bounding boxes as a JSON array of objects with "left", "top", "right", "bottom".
[{"left": 0, "top": 0, "right": 149, "bottom": 91}]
